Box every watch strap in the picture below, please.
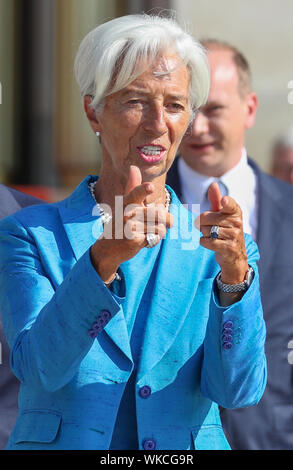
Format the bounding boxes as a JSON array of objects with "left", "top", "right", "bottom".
[{"left": 216, "top": 266, "right": 254, "bottom": 293}]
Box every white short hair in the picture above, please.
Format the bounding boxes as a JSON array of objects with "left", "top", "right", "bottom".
[{"left": 74, "top": 13, "right": 210, "bottom": 115}]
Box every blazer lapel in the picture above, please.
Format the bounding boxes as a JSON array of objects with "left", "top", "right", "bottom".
[
  {"left": 249, "top": 160, "right": 283, "bottom": 282},
  {"left": 137, "top": 193, "right": 203, "bottom": 380},
  {"left": 57, "top": 176, "right": 101, "bottom": 261},
  {"left": 57, "top": 176, "right": 132, "bottom": 363}
]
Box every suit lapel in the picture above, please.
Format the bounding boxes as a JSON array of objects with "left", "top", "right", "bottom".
[
  {"left": 57, "top": 176, "right": 132, "bottom": 363},
  {"left": 166, "top": 157, "right": 183, "bottom": 200},
  {"left": 249, "top": 160, "right": 283, "bottom": 281},
  {"left": 57, "top": 177, "right": 100, "bottom": 260}
]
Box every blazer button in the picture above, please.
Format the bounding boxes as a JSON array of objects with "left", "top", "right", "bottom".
[
  {"left": 222, "top": 334, "right": 232, "bottom": 342},
  {"left": 222, "top": 327, "right": 233, "bottom": 336},
  {"left": 139, "top": 385, "right": 151, "bottom": 398},
  {"left": 100, "top": 310, "right": 112, "bottom": 322},
  {"left": 88, "top": 328, "right": 100, "bottom": 338},
  {"left": 92, "top": 318, "right": 106, "bottom": 331},
  {"left": 143, "top": 438, "right": 156, "bottom": 450},
  {"left": 223, "top": 320, "right": 233, "bottom": 329},
  {"left": 89, "top": 321, "right": 103, "bottom": 337},
  {"left": 223, "top": 342, "right": 233, "bottom": 350}
]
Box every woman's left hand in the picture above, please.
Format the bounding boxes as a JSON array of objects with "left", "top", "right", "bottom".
[{"left": 196, "top": 182, "right": 249, "bottom": 284}]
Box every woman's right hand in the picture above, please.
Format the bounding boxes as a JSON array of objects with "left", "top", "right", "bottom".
[{"left": 90, "top": 165, "right": 173, "bottom": 284}]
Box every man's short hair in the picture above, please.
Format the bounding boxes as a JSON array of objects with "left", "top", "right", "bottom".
[{"left": 200, "top": 38, "right": 252, "bottom": 98}]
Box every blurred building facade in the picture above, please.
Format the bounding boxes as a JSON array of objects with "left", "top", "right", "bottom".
[
  {"left": 0, "top": 0, "right": 292, "bottom": 200},
  {"left": 0, "top": 0, "right": 170, "bottom": 200},
  {"left": 172, "top": 0, "right": 293, "bottom": 175}
]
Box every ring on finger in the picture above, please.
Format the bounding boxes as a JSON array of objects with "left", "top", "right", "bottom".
[
  {"left": 146, "top": 233, "right": 157, "bottom": 248},
  {"left": 210, "top": 225, "right": 220, "bottom": 239}
]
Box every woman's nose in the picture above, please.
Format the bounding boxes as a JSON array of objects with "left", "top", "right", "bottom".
[{"left": 142, "top": 103, "right": 168, "bottom": 135}]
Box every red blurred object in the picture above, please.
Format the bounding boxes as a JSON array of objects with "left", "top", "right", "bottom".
[{"left": 10, "top": 185, "right": 56, "bottom": 203}]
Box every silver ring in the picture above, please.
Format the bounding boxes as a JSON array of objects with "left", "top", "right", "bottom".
[
  {"left": 146, "top": 233, "right": 157, "bottom": 248},
  {"left": 210, "top": 225, "right": 220, "bottom": 239}
]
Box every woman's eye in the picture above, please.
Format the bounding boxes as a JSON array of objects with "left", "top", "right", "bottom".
[
  {"left": 127, "top": 99, "right": 143, "bottom": 106},
  {"left": 167, "top": 103, "right": 184, "bottom": 111}
]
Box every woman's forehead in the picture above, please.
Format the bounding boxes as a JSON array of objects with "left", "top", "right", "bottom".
[
  {"left": 133, "top": 52, "right": 186, "bottom": 77},
  {"left": 118, "top": 55, "right": 190, "bottom": 95}
]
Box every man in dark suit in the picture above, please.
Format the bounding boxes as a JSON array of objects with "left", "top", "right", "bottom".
[
  {"left": 167, "top": 39, "right": 293, "bottom": 449},
  {"left": 0, "top": 184, "right": 43, "bottom": 449}
]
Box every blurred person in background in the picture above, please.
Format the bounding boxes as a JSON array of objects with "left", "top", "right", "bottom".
[
  {"left": 270, "top": 126, "right": 293, "bottom": 184},
  {"left": 0, "top": 15, "right": 266, "bottom": 450},
  {"left": 0, "top": 184, "right": 43, "bottom": 449},
  {"left": 167, "top": 39, "right": 293, "bottom": 450}
]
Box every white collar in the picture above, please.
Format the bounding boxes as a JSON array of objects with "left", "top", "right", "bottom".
[
  {"left": 177, "top": 149, "right": 258, "bottom": 239},
  {"left": 220, "top": 149, "right": 252, "bottom": 196},
  {"left": 178, "top": 148, "right": 251, "bottom": 203},
  {"left": 178, "top": 157, "right": 215, "bottom": 205}
]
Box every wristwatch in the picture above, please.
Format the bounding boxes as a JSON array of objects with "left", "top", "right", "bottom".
[{"left": 216, "top": 266, "right": 254, "bottom": 293}]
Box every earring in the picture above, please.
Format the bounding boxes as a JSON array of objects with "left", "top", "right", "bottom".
[{"left": 95, "top": 131, "right": 100, "bottom": 137}]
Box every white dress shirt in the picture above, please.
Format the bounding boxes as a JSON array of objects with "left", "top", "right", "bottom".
[{"left": 177, "top": 149, "right": 258, "bottom": 240}]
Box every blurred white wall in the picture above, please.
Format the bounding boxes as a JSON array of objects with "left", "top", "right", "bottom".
[{"left": 171, "top": 0, "right": 293, "bottom": 171}]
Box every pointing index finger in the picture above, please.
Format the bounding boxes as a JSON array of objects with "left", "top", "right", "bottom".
[{"left": 208, "top": 182, "right": 223, "bottom": 212}]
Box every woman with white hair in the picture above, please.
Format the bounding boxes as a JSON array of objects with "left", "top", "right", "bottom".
[{"left": 0, "top": 13, "right": 266, "bottom": 450}]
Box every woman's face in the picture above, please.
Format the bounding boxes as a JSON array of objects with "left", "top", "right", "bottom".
[{"left": 94, "top": 52, "right": 191, "bottom": 184}]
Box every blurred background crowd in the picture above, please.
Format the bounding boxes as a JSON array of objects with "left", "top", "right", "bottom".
[{"left": 1, "top": 0, "right": 293, "bottom": 201}]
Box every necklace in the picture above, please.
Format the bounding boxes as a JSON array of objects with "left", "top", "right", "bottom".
[{"left": 89, "top": 180, "right": 171, "bottom": 223}]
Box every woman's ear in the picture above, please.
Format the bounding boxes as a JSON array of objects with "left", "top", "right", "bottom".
[{"left": 83, "top": 95, "right": 101, "bottom": 134}]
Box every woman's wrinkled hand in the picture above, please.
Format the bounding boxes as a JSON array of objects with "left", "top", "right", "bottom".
[
  {"left": 90, "top": 165, "right": 173, "bottom": 283},
  {"left": 195, "top": 182, "right": 249, "bottom": 284}
]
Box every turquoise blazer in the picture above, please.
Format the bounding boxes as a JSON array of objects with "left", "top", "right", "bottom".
[{"left": 0, "top": 176, "right": 266, "bottom": 450}]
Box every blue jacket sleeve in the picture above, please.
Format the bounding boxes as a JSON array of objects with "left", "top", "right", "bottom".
[
  {"left": 200, "top": 234, "right": 267, "bottom": 409},
  {"left": 0, "top": 216, "right": 124, "bottom": 392}
]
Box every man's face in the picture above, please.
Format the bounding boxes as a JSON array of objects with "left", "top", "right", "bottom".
[{"left": 179, "top": 49, "right": 257, "bottom": 177}]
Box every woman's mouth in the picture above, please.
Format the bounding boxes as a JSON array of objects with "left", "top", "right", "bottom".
[{"left": 137, "top": 145, "right": 167, "bottom": 163}]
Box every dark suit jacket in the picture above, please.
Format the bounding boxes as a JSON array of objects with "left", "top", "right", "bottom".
[
  {"left": 167, "top": 156, "right": 293, "bottom": 449},
  {"left": 0, "top": 184, "right": 44, "bottom": 449}
]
